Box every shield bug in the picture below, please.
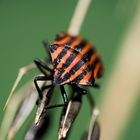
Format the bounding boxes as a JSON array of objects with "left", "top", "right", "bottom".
[{"left": 33, "top": 32, "right": 104, "bottom": 109}]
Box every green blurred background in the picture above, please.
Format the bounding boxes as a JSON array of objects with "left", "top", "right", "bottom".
[{"left": 0, "top": 0, "right": 140, "bottom": 139}]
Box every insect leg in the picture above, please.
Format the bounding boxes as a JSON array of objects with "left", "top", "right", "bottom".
[
  {"left": 58, "top": 95, "right": 82, "bottom": 140},
  {"left": 36, "top": 84, "right": 53, "bottom": 106},
  {"left": 34, "top": 58, "right": 53, "bottom": 75},
  {"left": 34, "top": 75, "right": 52, "bottom": 99},
  {"left": 60, "top": 85, "right": 68, "bottom": 105},
  {"left": 93, "top": 83, "right": 100, "bottom": 89},
  {"left": 41, "top": 84, "right": 53, "bottom": 92},
  {"left": 72, "top": 85, "right": 87, "bottom": 95},
  {"left": 46, "top": 104, "right": 65, "bottom": 109},
  {"left": 3, "top": 63, "right": 36, "bottom": 110},
  {"left": 46, "top": 86, "right": 69, "bottom": 109}
]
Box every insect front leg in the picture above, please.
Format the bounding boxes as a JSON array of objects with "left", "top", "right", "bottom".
[
  {"left": 34, "top": 58, "right": 53, "bottom": 76},
  {"left": 35, "top": 82, "right": 54, "bottom": 126}
]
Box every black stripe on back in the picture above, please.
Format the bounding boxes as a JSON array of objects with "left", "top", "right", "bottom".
[
  {"left": 60, "top": 47, "right": 94, "bottom": 83},
  {"left": 55, "top": 41, "right": 92, "bottom": 81},
  {"left": 87, "top": 76, "right": 95, "bottom": 85},
  {"left": 53, "top": 37, "right": 78, "bottom": 68},
  {"left": 53, "top": 39, "right": 91, "bottom": 83},
  {"left": 83, "top": 47, "right": 94, "bottom": 61},
  {"left": 65, "top": 36, "right": 77, "bottom": 45},
  {"left": 53, "top": 47, "right": 68, "bottom": 68},
  {"left": 49, "top": 44, "right": 60, "bottom": 53},
  {"left": 97, "top": 69, "right": 103, "bottom": 78},
  {"left": 61, "top": 59, "right": 85, "bottom": 83},
  {"left": 56, "top": 39, "right": 87, "bottom": 75},
  {"left": 54, "top": 50, "right": 78, "bottom": 83},
  {"left": 92, "top": 57, "right": 100, "bottom": 70},
  {"left": 95, "top": 58, "right": 104, "bottom": 79},
  {"left": 71, "top": 66, "right": 91, "bottom": 84},
  {"left": 73, "top": 39, "right": 87, "bottom": 53},
  {"left": 55, "top": 39, "right": 86, "bottom": 70}
]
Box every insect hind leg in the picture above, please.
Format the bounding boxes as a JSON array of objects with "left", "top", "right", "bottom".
[
  {"left": 45, "top": 85, "right": 69, "bottom": 109},
  {"left": 72, "top": 85, "right": 87, "bottom": 95}
]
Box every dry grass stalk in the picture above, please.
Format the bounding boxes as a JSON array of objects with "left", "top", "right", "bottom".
[{"left": 58, "top": 94, "right": 82, "bottom": 140}]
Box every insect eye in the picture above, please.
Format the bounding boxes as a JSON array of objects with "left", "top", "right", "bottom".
[{"left": 55, "top": 32, "right": 67, "bottom": 41}]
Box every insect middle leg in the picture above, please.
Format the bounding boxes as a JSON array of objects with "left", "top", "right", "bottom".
[
  {"left": 34, "top": 58, "right": 54, "bottom": 100},
  {"left": 34, "top": 75, "right": 52, "bottom": 100}
]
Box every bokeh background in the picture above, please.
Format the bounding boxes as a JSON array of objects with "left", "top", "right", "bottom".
[{"left": 0, "top": 0, "right": 140, "bottom": 140}]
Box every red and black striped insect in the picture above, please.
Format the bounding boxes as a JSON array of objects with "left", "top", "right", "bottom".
[{"left": 34, "top": 32, "right": 104, "bottom": 109}]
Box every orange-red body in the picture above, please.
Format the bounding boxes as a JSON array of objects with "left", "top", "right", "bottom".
[{"left": 49, "top": 32, "right": 104, "bottom": 85}]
